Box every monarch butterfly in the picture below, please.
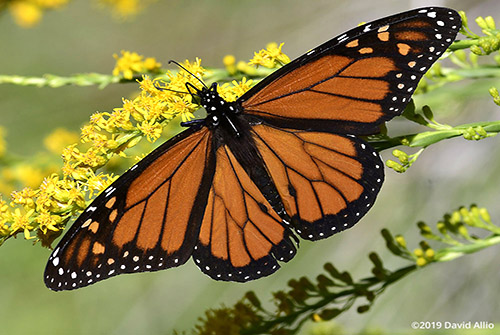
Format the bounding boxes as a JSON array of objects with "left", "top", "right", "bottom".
[{"left": 45, "top": 7, "right": 460, "bottom": 290}]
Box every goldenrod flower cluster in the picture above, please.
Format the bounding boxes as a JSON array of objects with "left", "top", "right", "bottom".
[
  {"left": 98, "top": 0, "right": 149, "bottom": 18},
  {"left": 0, "top": 46, "right": 287, "bottom": 248},
  {"left": 5, "top": 0, "right": 149, "bottom": 27},
  {"left": 6, "top": 0, "right": 68, "bottom": 28},
  {"left": 112, "top": 51, "right": 162, "bottom": 80},
  {"left": 249, "top": 42, "right": 291, "bottom": 68}
]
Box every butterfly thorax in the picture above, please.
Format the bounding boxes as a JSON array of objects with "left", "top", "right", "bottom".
[{"left": 198, "top": 82, "right": 242, "bottom": 136}]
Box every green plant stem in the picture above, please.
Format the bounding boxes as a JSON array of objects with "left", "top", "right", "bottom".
[
  {"left": 242, "top": 265, "right": 417, "bottom": 335},
  {"left": 449, "top": 39, "right": 480, "bottom": 51},
  {"left": 370, "top": 120, "right": 500, "bottom": 151},
  {"left": 0, "top": 67, "right": 276, "bottom": 88},
  {"left": 435, "top": 234, "right": 500, "bottom": 262}
]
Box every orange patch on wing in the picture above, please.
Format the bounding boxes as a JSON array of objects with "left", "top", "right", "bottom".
[
  {"left": 199, "top": 189, "right": 214, "bottom": 247},
  {"left": 378, "top": 25, "right": 390, "bottom": 32},
  {"left": 198, "top": 145, "right": 284, "bottom": 264},
  {"left": 316, "top": 77, "right": 389, "bottom": 101},
  {"left": 359, "top": 47, "right": 373, "bottom": 54},
  {"left": 109, "top": 209, "right": 118, "bottom": 223},
  {"left": 161, "top": 132, "right": 211, "bottom": 254},
  {"left": 289, "top": 169, "right": 322, "bottom": 222},
  {"left": 318, "top": 162, "right": 364, "bottom": 202},
  {"left": 210, "top": 200, "right": 229, "bottom": 260},
  {"left": 244, "top": 222, "right": 272, "bottom": 260},
  {"left": 395, "top": 31, "right": 427, "bottom": 41},
  {"left": 346, "top": 39, "right": 359, "bottom": 48},
  {"left": 252, "top": 125, "right": 366, "bottom": 222},
  {"left": 377, "top": 31, "right": 389, "bottom": 41},
  {"left": 76, "top": 238, "right": 91, "bottom": 267},
  {"left": 105, "top": 197, "right": 116, "bottom": 208},
  {"left": 89, "top": 221, "right": 99, "bottom": 233},
  {"left": 243, "top": 55, "right": 353, "bottom": 108},
  {"left": 397, "top": 43, "right": 411, "bottom": 55},
  {"left": 113, "top": 203, "right": 145, "bottom": 247},
  {"left": 398, "top": 19, "right": 432, "bottom": 28},
  {"left": 312, "top": 182, "right": 346, "bottom": 215},
  {"left": 247, "top": 90, "right": 383, "bottom": 123},
  {"left": 297, "top": 132, "right": 356, "bottom": 157},
  {"left": 92, "top": 242, "right": 105, "bottom": 254},
  {"left": 341, "top": 57, "right": 395, "bottom": 78},
  {"left": 245, "top": 194, "right": 284, "bottom": 246},
  {"left": 136, "top": 181, "right": 169, "bottom": 250},
  {"left": 228, "top": 216, "right": 251, "bottom": 267},
  {"left": 126, "top": 129, "right": 210, "bottom": 208}
]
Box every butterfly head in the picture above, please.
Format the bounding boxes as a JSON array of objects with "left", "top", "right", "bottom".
[{"left": 186, "top": 82, "right": 240, "bottom": 134}]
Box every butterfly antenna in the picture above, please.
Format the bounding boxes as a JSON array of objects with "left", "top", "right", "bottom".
[{"left": 169, "top": 60, "right": 208, "bottom": 89}]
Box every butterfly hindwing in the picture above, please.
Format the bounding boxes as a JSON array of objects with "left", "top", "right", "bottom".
[
  {"left": 193, "top": 144, "right": 297, "bottom": 281},
  {"left": 44, "top": 127, "right": 215, "bottom": 291},
  {"left": 239, "top": 7, "right": 461, "bottom": 134},
  {"left": 252, "top": 123, "right": 383, "bottom": 240}
]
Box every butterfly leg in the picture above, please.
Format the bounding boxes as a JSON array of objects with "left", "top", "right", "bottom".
[{"left": 180, "top": 119, "right": 206, "bottom": 128}]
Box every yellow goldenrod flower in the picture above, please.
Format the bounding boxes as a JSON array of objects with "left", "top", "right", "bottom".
[
  {"left": 112, "top": 51, "right": 162, "bottom": 79},
  {"left": 15, "top": 164, "right": 45, "bottom": 189},
  {"left": 79, "top": 148, "right": 107, "bottom": 167},
  {"left": 223, "top": 54, "right": 236, "bottom": 67},
  {"left": 425, "top": 248, "right": 435, "bottom": 259},
  {"left": 37, "top": 0, "right": 69, "bottom": 8},
  {"left": 236, "top": 60, "right": 257, "bottom": 75},
  {"left": 11, "top": 187, "right": 37, "bottom": 209},
  {"left": 223, "top": 54, "right": 237, "bottom": 75},
  {"left": 8, "top": 1, "right": 42, "bottom": 28},
  {"left": 44, "top": 128, "right": 79, "bottom": 155},
  {"left": 138, "top": 120, "right": 163, "bottom": 142},
  {"left": 10, "top": 208, "right": 35, "bottom": 239},
  {"left": 0, "top": 127, "right": 6, "bottom": 158},
  {"left": 266, "top": 42, "right": 291, "bottom": 65},
  {"left": 219, "top": 78, "right": 254, "bottom": 102},
  {"left": 144, "top": 57, "right": 160, "bottom": 71},
  {"left": 249, "top": 42, "right": 290, "bottom": 68},
  {"left": 416, "top": 257, "right": 427, "bottom": 267},
  {"left": 99, "top": 0, "right": 144, "bottom": 18},
  {"left": 36, "top": 210, "right": 62, "bottom": 234},
  {"left": 86, "top": 172, "right": 117, "bottom": 198},
  {"left": 413, "top": 248, "right": 424, "bottom": 257},
  {"left": 108, "top": 109, "right": 134, "bottom": 130}
]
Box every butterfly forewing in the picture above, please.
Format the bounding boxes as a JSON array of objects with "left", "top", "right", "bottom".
[
  {"left": 239, "top": 7, "right": 461, "bottom": 134},
  {"left": 45, "top": 127, "right": 214, "bottom": 291}
]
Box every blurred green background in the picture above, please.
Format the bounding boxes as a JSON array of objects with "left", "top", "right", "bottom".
[{"left": 1, "top": 0, "right": 500, "bottom": 334}]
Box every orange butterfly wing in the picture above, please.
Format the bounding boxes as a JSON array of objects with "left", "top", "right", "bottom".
[
  {"left": 193, "top": 144, "right": 296, "bottom": 281},
  {"left": 45, "top": 127, "right": 214, "bottom": 290},
  {"left": 251, "top": 124, "right": 382, "bottom": 240},
  {"left": 239, "top": 8, "right": 460, "bottom": 134}
]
